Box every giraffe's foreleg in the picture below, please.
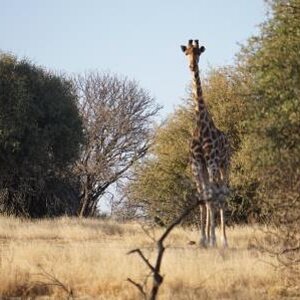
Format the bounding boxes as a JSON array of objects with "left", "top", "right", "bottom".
[
  {"left": 205, "top": 202, "right": 210, "bottom": 245},
  {"left": 207, "top": 202, "right": 216, "bottom": 247},
  {"left": 199, "top": 204, "right": 207, "bottom": 247}
]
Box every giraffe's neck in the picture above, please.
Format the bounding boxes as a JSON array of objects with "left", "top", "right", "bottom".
[
  {"left": 191, "top": 68, "right": 215, "bottom": 129},
  {"left": 192, "top": 68, "right": 205, "bottom": 113}
]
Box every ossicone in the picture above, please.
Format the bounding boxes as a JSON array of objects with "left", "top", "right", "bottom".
[
  {"left": 199, "top": 46, "right": 205, "bottom": 53},
  {"left": 180, "top": 45, "right": 187, "bottom": 52}
]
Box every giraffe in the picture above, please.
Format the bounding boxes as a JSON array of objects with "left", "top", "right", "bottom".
[{"left": 180, "top": 39, "right": 230, "bottom": 247}]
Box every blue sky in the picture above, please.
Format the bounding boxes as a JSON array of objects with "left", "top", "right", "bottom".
[{"left": 1, "top": 0, "right": 267, "bottom": 118}]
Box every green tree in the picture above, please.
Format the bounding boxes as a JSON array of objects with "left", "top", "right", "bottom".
[
  {"left": 236, "top": 0, "right": 300, "bottom": 275},
  {"left": 236, "top": 0, "right": 300, "bottom": 213},
  {"left": 0, "top": 53, "right": 83, "bottom": 217}
]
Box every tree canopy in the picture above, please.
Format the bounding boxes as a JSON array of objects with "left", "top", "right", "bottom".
[
  {"left": 0, "top": 54, "right": 83, "bottom": 217},
  {"left": 234, "top": 0, "right": 300, "bottom": 270}
]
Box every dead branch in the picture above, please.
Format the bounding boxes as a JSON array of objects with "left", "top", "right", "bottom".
[
  {"left": 126, "top": 278, "right": 147, "bottom": 299},
  {"left": 127, "top": 249, "right": 156, "bottom": 272},
  {"left": 127, "top": 198, "right": 202, "bottom": 300}
]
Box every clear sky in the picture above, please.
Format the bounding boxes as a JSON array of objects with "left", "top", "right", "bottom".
[{"left": 1, "top": 0, "right": 267, "bottom": 118}]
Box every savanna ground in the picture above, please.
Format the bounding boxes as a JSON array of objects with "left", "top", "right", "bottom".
[{"left": 0, "top": 217, "right": 298, "bottom": 299}]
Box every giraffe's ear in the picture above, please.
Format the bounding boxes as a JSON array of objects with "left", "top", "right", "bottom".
[
  {"left": 199, "top": 46, "right": 205, "bottom": 53},
  {"left": 181, "top": 45, "right": 187, "bottom": 53}
]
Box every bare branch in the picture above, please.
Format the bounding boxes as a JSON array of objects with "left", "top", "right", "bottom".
[
  {"left": 127, "top": 249, "right": 156, "bottom": 272},
  {"left": 127, "top": 278, "right": 147, "bottom": 298}
]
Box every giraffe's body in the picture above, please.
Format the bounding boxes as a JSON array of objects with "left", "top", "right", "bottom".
[{"left": 181, "top": 40, "right": 230, "bottom": 247}]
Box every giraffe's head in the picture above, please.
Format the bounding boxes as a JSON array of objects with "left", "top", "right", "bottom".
[{"left": 181, "top": 39, "right": 205, "bottom": 72}]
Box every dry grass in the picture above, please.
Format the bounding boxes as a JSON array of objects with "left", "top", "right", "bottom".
[{"left": 0, "top": 216, "right": 296, "bottom": 299}]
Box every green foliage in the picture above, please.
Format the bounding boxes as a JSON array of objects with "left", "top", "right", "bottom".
[
  {"left": 125, "top": 106, "right": 195, "bottom": 224},
  {"left": 0, "top": 53, "right": 83, "bottom": 217},
  {"left": 231, "top": 0, "right": 300, "bottom": 273},
  {"left": 236, "top": 0, "right": 300, "bottom": 217}
]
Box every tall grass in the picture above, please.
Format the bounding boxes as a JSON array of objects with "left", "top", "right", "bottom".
[{"left": 0, "top": 216, "right": 294, "bottom": 299}]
